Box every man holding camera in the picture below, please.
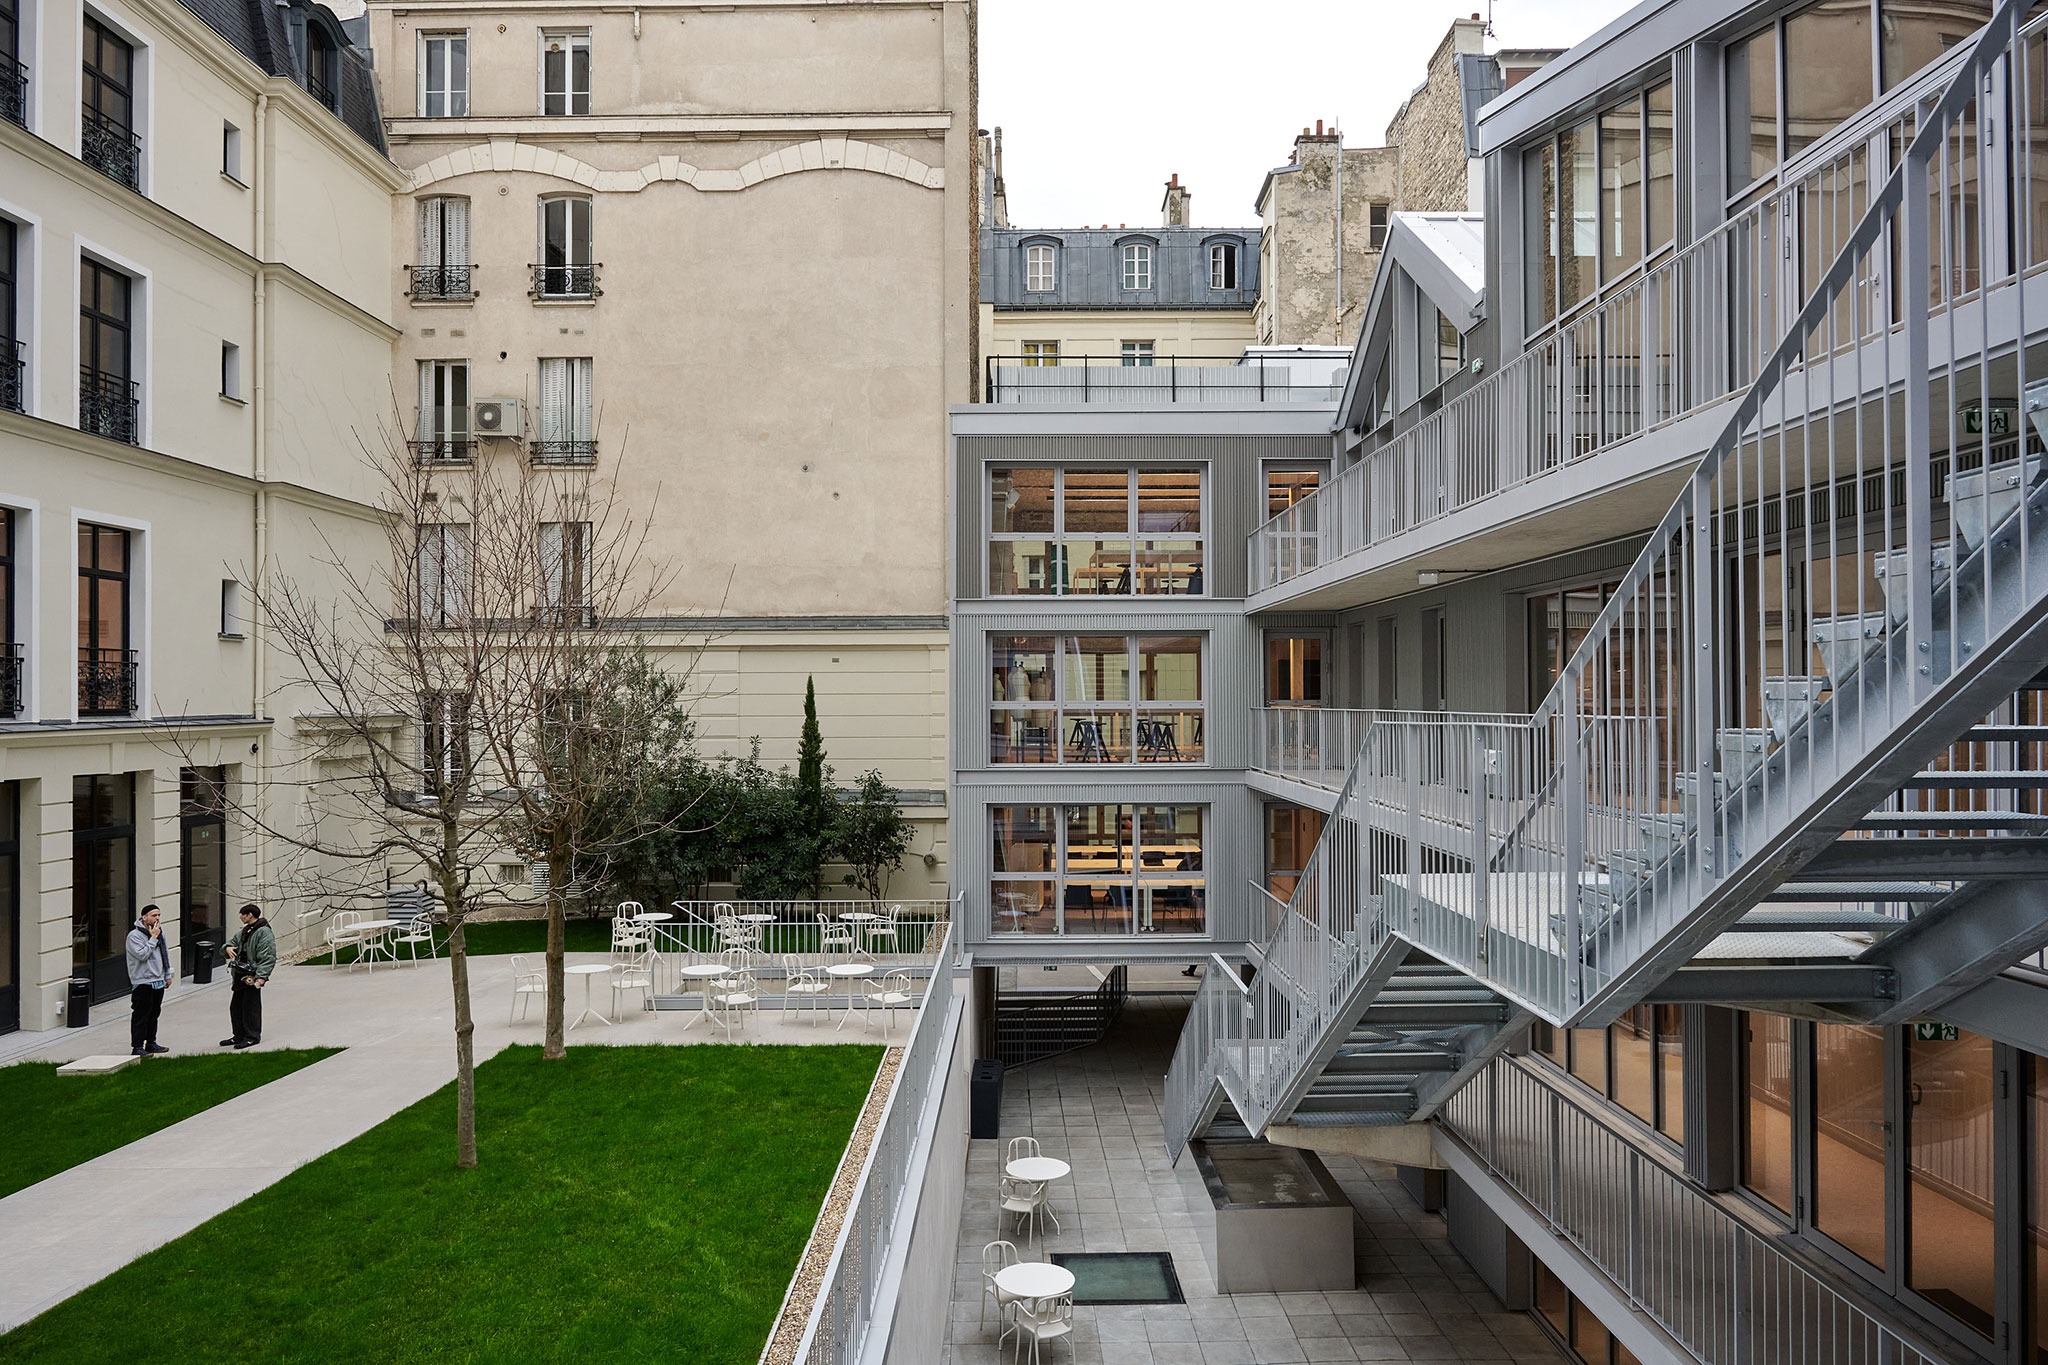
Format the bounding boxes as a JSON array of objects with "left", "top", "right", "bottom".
[{"left": 222, "top": 903, "right": 275, "bottom": 1050}]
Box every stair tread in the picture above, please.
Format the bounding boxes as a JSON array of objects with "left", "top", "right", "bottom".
[
  {"left": 1856, "top": 810, "right": 2048, "bottom": 828},
  {"left": 1901, "top": 770, "right": 2048, "bottom": 787},
  {"left": 1763, "top": 881, "right": 1954, "bottom": 901},
  {"left": 1736, "top": 908, "right": 1908, "bottom": 931},
  {"left": 1962, "top": 726, "right": 2048, "bottom": 742}
]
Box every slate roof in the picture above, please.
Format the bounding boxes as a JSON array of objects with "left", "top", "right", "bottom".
[{"left": 176, "top": 0, "right": 386, "bottom": 154}]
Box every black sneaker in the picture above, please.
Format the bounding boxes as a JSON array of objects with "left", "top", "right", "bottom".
[
  {"left": 233, "top": 1039, "right": 255, "bottom": 1050},
  {"left": 221, "top": 1038, "right": 240, "bottom": 1048},
  {"left": 132, "top": 1045, "right": 146, "bottom": 1056},
  {"left": 144, "top": 1043, "right": 170, "bottom": 1054}
]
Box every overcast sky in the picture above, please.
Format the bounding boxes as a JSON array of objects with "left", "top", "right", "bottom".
[{"left": 979, "top": 0, "right": 1642, "bottom": 229}]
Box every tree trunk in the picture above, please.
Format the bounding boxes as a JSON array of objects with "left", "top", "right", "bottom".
[
  {"left": 543, "top": 838, "right": 568, "bottom": 1059},
  {"left": 442, "top": 869, "right": 478, "bottom": 1169}
]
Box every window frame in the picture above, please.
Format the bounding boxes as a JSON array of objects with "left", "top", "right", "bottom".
[
  {"left": 988, "top": 802, "right": 1207, "bottom": 937},
  {"left": 419, "top": 690, "right": 471, "bottom": 798},
  {"left": 984, "top": 465, "right": 1206, "bottom": 598},
  {"left": 417, "top": 30, "right": 469, "bottom": 118},
  {"left": 414, "top": 520, "right": 470, "bottom": 627},
  {"left": 537, "top": 194, "right": 594, "bottom": 298},
  {"left": 988, "top": 632, "right": 1205, "bottom": 766},
  {"left": 538, "top": 27, "right": 590, "bottom": 116},
  {"left": 1119, "top": 340, "right": 1155, "bottom": 368},
  {"left": 1119, "top": 240, "right": 1154, "bottom": 292},
  {"left": 75, "top": 520, "right": 131, "bottom": 715},
  {"left": 1018, "top": 340, "right": 1059, "bottom": 367},
  {"left": 1023, "top": 241, "right": 1057, "bottom": 292},
  {"left": 1208, "top": 239, "right": 1239, "bottom": 290}
]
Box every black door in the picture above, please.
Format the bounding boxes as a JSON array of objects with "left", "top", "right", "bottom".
[
  {"left": 72, "top": 773, "right": 135, "bottom": 1001},
  {"left": 179, "top": 767, "right": 226, "bottom": 977},
  {"left": 0, "top": 783, "right": 18, "bottom": 1034}
]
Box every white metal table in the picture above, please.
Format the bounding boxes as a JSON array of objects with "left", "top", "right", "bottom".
[
  {"left": 837, "top": 911, "right": 880, "bottom": 959},
  {"left": 993, "top": 1262, "right": 1075, "bottom": 1302},
  {"left": 349, "top": 920, "right": 399, "bottom": 973},
  {"left": 565, "top": 963, "right": 613, "bottom": 1029},
  {"left": 629, "top": 911, "right": 673, "bottom": 923},
  {"left": 1006, "top": 1156, "right": 1071, "bottom": 1232},
  {"left": 825, "top": 962, "right": 874, "bottom": 1031},
  {"left": 677, "top": 962, "right": 727, "bottom": 1031}
]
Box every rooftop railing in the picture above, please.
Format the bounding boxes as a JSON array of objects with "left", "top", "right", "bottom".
[{"left": 984, "top": 353, "right": 1344, "bottom": 405}]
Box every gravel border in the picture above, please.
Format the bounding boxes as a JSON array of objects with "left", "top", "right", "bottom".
[{"left": 760, "top": 1046, "right": 904, "bottom": 1365}]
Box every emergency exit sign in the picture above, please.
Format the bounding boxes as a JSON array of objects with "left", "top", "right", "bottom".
[
  {"left": 1914, "top": 1022, "right": 1960, "bottom": 1041},
  {"left": 1962, "top": 405, "right": 2014, "bottom": 436}
]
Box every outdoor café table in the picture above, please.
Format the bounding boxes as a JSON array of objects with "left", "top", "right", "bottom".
[
  {"left": 629, "top": 910, "right": 673, "bottom": 922},
  {"left": 677, "top": 962, "right": 727, "bottom": 1031},
  {"left": 348, "top": 920, "right": 399, "bottom": 973},
  {"left": 837, "top": 910, "right": 881, "bottom": 957},
  {"left": 565, "top": 963, "right": 613, "bottom": 1029},
  {"left": 994, "top": 1262, "right": 1075, "bottom": 1304},
  {"left": 825, "top": 962, "right": 874, "bottom": 1031},
  {"left": 1007, "top": 1156, "right": 1072, "bottom": 1230},
  {"left": 736, "top": 912, "right": 776, "bottom": 923}
]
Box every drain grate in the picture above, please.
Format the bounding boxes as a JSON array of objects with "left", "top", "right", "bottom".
[{"left": 1048, "top": 1251, "right": 1186, "bottom": 1306}]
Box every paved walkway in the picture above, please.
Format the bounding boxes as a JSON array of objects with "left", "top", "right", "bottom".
[
  {"left": 0, "top": 949, "right": 896, "bottom": 1332},
  {"left": 944, "top": 998, "right": 1563, "bottom": 1365}
]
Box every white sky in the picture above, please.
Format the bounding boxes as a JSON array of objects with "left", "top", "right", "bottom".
[{"left": 979, "top": 0, "right": 1643, "bottom": 229}]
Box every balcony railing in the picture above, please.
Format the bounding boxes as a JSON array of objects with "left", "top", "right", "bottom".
[
  {"left": 984, "top": 352, "right": 1344, "bottom": 405},
  {"left": 78, "top": 368, "right": 139, "bottom": 445},
  {"left": 2, "top": 60, "right": 26, "bottom": 129},
  {"left": 78, "top": 647, "right": 138, "bottom": 716},
  {"left": 406, "top": 265, "right": 475, "bottom": 302},
  {"left": 0, "top": 642, "right": 22, "bottom": 717},
  {"left": 528, "top": 438, "right": 596, "bottom": 466},
  {"left": 2, "top": 339, "right": 22, "bottom": 414},
  {"left": 529, "top": 263, "right": 599, "bottom": 300},
  {"left": 408, "top": 438, "right": 474, "bottom": 466},
  {"left": 80, "top": 107, "right": 140, "bottom": 190}
]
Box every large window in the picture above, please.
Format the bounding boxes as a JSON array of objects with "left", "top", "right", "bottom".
[
  {"left": 1120, "top": 241, "right": 1152, "bottom": 291},
  {"left": 986, "top": 466, "right": 1203, "bottom": 597},
  {"left": 1019, "top": 340, "right": 1058, "bottom": 367},
  {"left": 988, "top": 634, "right": 1202, "bottom": 765},
  {"left": 414, "top": 359, "right": 469, "bottom": 462},
  {"left": 1120, "top": 340, "right": 1154, "bottom": 367},
  {"left": 79, "top": 257, "right": 136, "bottom": 444},
  {"left": 81, "top": 16, "right": 138, "bottom": 189},
  {"left": 419, "top": 691, "right": 470, "bottom": 798},
  {"left": 413, "top": 197, "right": 472, "bottom": 301},
  {"left": 540, "top": 29, "right": 590, "bottom": 116},
  {"left": 538, "top": 520, "right": 590, "bottom": 621},
  {"left": 0, "top": 217, "right": 19, "bottom": 414},
  {"left": 415, "top": 522, "right": 470, "bottom": 626},
  {"left": 1813, "top": 1022, "right": 1889, "bottom": 1268},
  {"left": 77, "top": 522, "right": 132, "bottom": 714},
  {"left": 537, "top": 195, "right": 595, "bottom": 298},
  {"left": 990, "top": 804, "right": 1204, "bottom": 936},
  {"left": 1024, "top": 243, "right": 1056, "bottom": 292},
  {"left": 535, "top": 356, "right": 594, "bottom": 463},
  {"left": 419, "top": 32, "right": 468, "bottom": 117},
  {"left": 71, "top": 772, "right": 134, "bottom": 1000}
]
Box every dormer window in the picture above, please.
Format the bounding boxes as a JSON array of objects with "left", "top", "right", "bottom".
[
  {"left": 1120, "top": 242, "right": 1152, "bottom": 292},
  {"left": 1025, "top": 242, "right": 1056, "bottom": 292},
  {"left": 1209, "top": 241, "right": 1239, "bottom": 290},
  {"left": 305, "top": 23, "right": 339, "bottom": 111}
]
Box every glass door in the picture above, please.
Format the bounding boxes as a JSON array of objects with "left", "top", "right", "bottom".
[
  {"left": 72, "top": 773, "right": 134, "bottom": 1001},
  {"left": 0, "top": 783, "right": 17, "bottom": 1034},
  {"left": 179, "top": 767, "right": 226, "bottom": 978}
]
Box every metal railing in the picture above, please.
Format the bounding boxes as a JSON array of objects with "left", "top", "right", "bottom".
[
  {"left": 0, "top": 642, "right": 22, "bottom": 717},
  {"left": 530, "top": 263, "right": 600, "bottom": 299},
  {"left": 991, "top": 965, "right": 1128, "bottom": 1068},
  {"left": 789, "top": 919, "right": 958, "bottom": 1365},
  {"left": 2, "top": 60, "right": 25, "bottom": 129},
  {"left": 406, "top": 265, "right": 475, "bottom": 302},
  {"left": 646, "top": 899, "right": 951, "bottom": 996},
  {"left": 408, "top": 438, "right": 474, "bottom": 466},
  {"left": 77, "top": 647, "right": 137, "bottom": 715},
  {"left": 1443, "top": 1059, "right": 1952, "bottom": 1365},
  {"left": 984, "top": 353, "right": 1344, "bottom": 405},
  {"left": 78, "top": 368, "right": 138, "bottom": 445},
  {"left": 80, "top": 107, "right": 139, "bottom": 189},
  {"left": 529, "top": 439, "right": 597, "bottom": 466},
  {"left": 1, "top": 339, "right": 22, "bottom": 413}
]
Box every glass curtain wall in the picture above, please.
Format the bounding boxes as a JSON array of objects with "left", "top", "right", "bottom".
[
  {"left": 987, "top": 467, "right": 1203, "bottom": 596},
  {"left": 990, "top": 804, "right": 1204, "bottom": 936},
  {"left": 989, "top": 635, "right": 1202, "bottom": 764}
]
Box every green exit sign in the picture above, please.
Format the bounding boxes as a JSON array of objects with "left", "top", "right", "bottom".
[
  {"left": 1963, "top": 405, "right": 2014, "bottom": 436},
  {"left": 1914, "top": 1022, "right": 1960, "bottom": 1042}
]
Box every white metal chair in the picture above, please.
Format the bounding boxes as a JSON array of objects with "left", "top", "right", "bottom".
[
  {"left": 980, "top": 1239, "right": 1021, "bottom": 1334},
  {"left": 710, "top": 959, "right": 758, "bottom": 1038},
  {"left": 998, "top": 1176, "right": 1049, "bottom": 1241},
  {"left": 781, "top": 956, "right": 832, "bottom": 1023},
  {"left": 1009, "top": 1292, "right": 1075, "bottom": 1364},
  {"left": 1007, "top": 1135, "right": 1041, "bottom": 1164},
  {"left": 612, "top": 909, "right": 651, "bottom": 950},
  {"left": 391, "top": 891, "right": 438, "bottom": 964},
  {"left": 818, "top": 912, "right": 856, "bottom": 957},
  {"left": 611, "top": 948, "right": 654, "bottom": 1015},
  {"left": 863, "top": 904, "right": 902, "bottom": 956},
  {"left": 325, "top": 909, "right": 366, "bottom": 967},
  {"left": 863, "top": 969, "right": 916, "bottom": 1035},
  {"left": 509, "top": 955, "right": 546, "bottom": 1023}
]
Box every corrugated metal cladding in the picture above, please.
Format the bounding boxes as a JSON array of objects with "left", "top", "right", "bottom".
[
  {"left": 982, "top": 226, "right": 1261, "bottom": 311},
  {"left": 951, "top": 778, "right": 1265, "bottom": 947},
  {"left": 1359, "top": 537, "right": 1646, "bottom": 714},
  {"left": 955, "top": 433, "right": 1334, "bottom": 603}
]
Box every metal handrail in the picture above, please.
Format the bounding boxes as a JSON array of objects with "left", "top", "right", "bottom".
[
  {"left": 983, "top": 352, "right": 1344, "bottom": 405},
  {"left": 991, "top": 965, "right": 1128, "bottom": 1068},
  {"left": 406, "top": 265, "right": 476, "bottom": 301},
  {"left": 407, "top": 437, "right": 474, "bottom": 466}
]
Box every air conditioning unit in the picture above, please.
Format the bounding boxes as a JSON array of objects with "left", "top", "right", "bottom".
[{"left": 474, "top": 398, "right": 524, "bottom": 440}]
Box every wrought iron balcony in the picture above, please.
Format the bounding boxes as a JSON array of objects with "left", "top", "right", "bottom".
[
  {"left": 408, "top": 438, "right": 474, "bottom": 467},
  {"left": 78, "top": 647, "right": 138, "bottom": 716},
  {"left": 528, "top": 439, "right": 596, "bottom": 466},
  {"left": 407, "top": 265, "right": 475, "bottom": 302},
  {"left": 0, "top": 642, "right": 22, "bottom": 717},
  {"left": 529, "top": 263, "right": 600, "bottom": 300},
  {"left": 1, "top": 340, "right": 22, "bottom": 414},
  {"left": 1, "top": 60, "right": 26, "bottom": 130},
  {"left": 80, "top": 107, "right": 140, "bottom": 190},
  {"left": 78, "top": 368, "right": 139, "bottom": 445}
]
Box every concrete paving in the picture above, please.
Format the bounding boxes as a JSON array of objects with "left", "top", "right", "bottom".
[
  {"left": 943, "top": 998, "right": 1564, "bottom": 1365},
  {"left": 0, "top": 948, "right": 909, "bottom": 1332}
]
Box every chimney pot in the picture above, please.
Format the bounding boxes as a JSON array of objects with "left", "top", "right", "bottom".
[
  {"left": 1316, "top": 119, "right": 1324, "bottom": 135},
  {"left": 1471, "top": 11, "right": 1479, "bottom": 18}
]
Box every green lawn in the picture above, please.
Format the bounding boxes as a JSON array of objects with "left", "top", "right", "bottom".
[
  {"left": 0, "top": 1044, "right": 882, "bottom": 1365},
  {"left": 0, "top": 1050, "right": 338, "bottom": 1200}
]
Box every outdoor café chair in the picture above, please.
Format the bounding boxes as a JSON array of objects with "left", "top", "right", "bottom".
[
  {"left": 710, "top": 962, "right": 758, "bottom": 1038},
  {"left": 818, "top": 912, "right": 857, "bottom": 956},
  {"left": 781, "top": 957, "right": 831, "bottom": 1023},
  {"left": 863, "top": 969, "right": 916, "bottom": 1034},
  {"left": 863, "top": 904, "right": 902, "bottom": 956},
  {"left": 611, "top": 948, "right": 654, "bottom": 1015},
  {"left": 998, "top": 1176, "right": 1050, "bottom": 1242},
  {"left": 980, "top": 1239, "right": 1021, "bottom": 1333},
  {"left": 508, "top": 955, "right": 546, "bottom": 1023},
  {"left": 1009, "top": 1291, "right": 1075, "bottom": 1364},
  {"left": 325, "top": 909, "right": 366, "bottom": 967},
  {"left": 1007, "top": 1135, "right": 1041, "bottom": 1164}
]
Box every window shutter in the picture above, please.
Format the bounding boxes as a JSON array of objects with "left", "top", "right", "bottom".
[
  {"left": 572, "top": 358, "right": 593, "bottom": 440},
  {"left": 416, "top": 527, "right": 442, "bottom": 622},
  {"left": 445, "top": 199, "right": 470, "bottom": 269},
  {"left": 446, "top": 523, "right": 471, "bottom": 620},
  {"left": 417, "top": 198, "right": 443, "bottom": 269},
  {"left": 539, "top": 521, "right": 563, "bottom": 611},
  {"left": 539, "top": 358, "right": 568, "bottom": 442},
  {"left": 416, "top": 360, "right": 434, "bottom": 440}
]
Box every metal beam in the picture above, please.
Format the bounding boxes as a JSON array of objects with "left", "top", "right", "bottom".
[
  {"left": 1929, "top": 972, "right": 2048, "bottom": 1056},
  {"left": 1855, "top": 880, "right": 2048, "bottom": 1024},
  {"left": 1645, "top": 964, "right": 1896, "bottom": 1005},
  {"left": 1798, "top": 837, "right": 2048, "bottom": 879}
]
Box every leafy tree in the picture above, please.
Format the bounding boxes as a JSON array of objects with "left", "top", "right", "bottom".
[
  {"left": 722, "top": 746, "right": 822, "bottom": 900},
  {"left": 837, "top": 769, "right": 913, "bottom": 905}
]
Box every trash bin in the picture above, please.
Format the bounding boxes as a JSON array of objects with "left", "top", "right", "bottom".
[
  {"left": 67, "top": 976, "right": 93, "bottom": 1029},
  {"left": 971, "top": 1058, "right": 1004, "bottom": 1139},
  {"left": 191, "top": 938, "right": 218, "bottom": 986}
]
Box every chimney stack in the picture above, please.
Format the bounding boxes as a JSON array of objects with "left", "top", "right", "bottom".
[
  {"left": 1294, "top": 118, "right": 1341, "bottom": 165},
  {"left": 1161, "top": 172, "right": 1191, "bottom": 227}
]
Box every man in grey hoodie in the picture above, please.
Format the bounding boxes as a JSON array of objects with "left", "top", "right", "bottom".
[
  {"left": 222, "top": 903, "right": 276, "bottom": 1049},
  {"left": 125, "top": 904, "right": 171, "bottom": 1055}
]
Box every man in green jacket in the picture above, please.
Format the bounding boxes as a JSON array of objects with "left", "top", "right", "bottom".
[{"left": 222, "top": 903, "right": 276, "bottom": 1050}]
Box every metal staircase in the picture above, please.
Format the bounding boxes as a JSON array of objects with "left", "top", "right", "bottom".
[{"left": 1167, "top": 0, "right": 2048, "bottom": 1161}]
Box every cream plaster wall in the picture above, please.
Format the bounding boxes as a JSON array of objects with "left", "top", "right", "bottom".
[{"left": 982, "top": 308, "right": 1258, "bottom": 363}]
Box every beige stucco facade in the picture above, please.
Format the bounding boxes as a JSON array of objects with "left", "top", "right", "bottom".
[
  {"left": 367, "top": 0, "right": 975, "bottom": 900},
  {"left": 0, "top": 0, "right": 406, "bottom": 1030},
  {"left": 978, "top": 306, "right": 1257, "bottom": 367}
]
